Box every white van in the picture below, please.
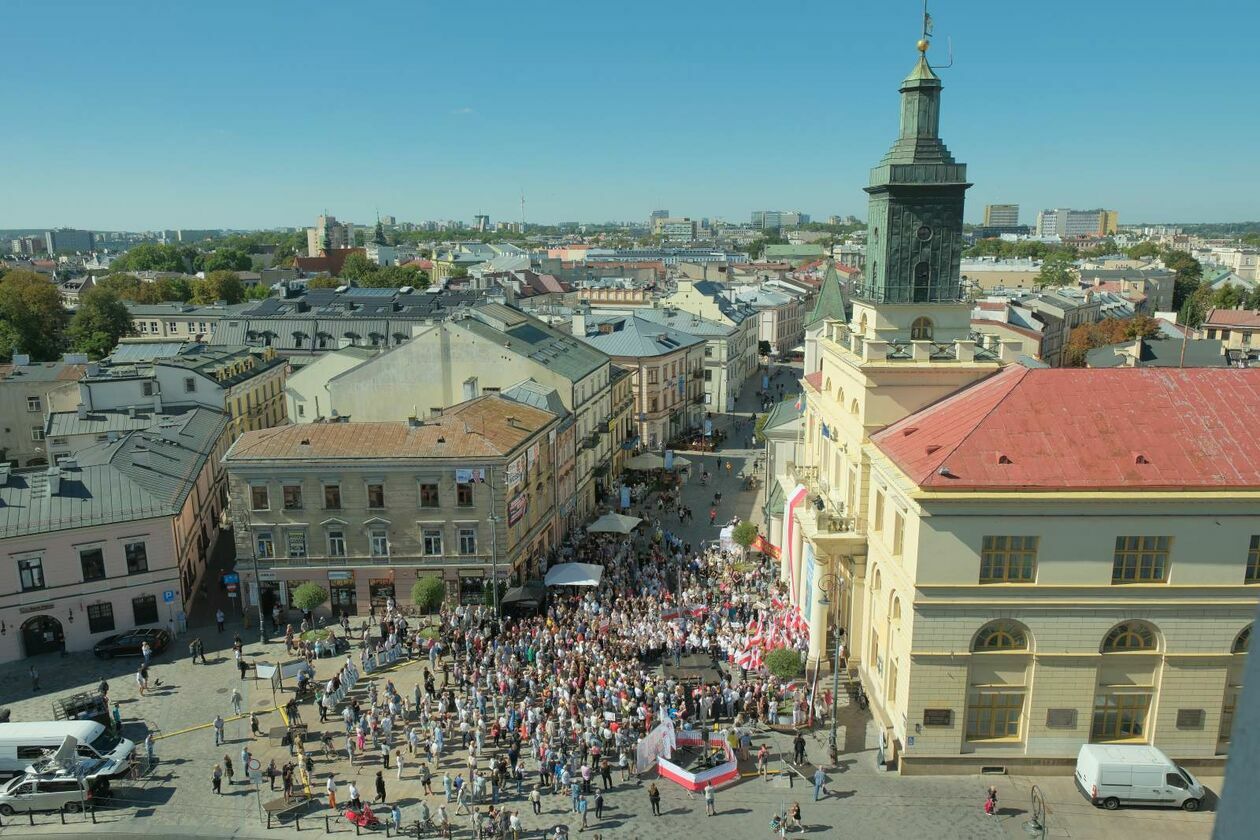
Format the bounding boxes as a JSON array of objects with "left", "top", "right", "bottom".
[
  {"left": 0, "top": 722, "right": 134, "bottom": 779},
  {"left": 1074, "top": 744, "right": 1205, "bottom": 811}
]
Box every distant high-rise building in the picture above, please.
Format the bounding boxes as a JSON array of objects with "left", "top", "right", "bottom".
[
  {"left": 651, "top": 217, "right": 697, "bottom": 242},
  {"left": 474, "top": 214, "right": 491, "bottom": 232},
  {"left": 305, "top": 214, "right": 351, "bottom": 256},
  {"left": 44, "top": 228, "right": 94, "bottom": 254},
  {"left": 1035, "top": 208, "right": 1118, "bottom": 238},
  {"left": 9, "top": 236, "right": 46, "bottom": 256},
  {"left": 380, "top": 215, "right": 396, "bottom": 226},
  {"left": 983, "top": 204, "right": 1019, "bottom": 227},
  {"left": 751, "top": 210, "right": 809, "bottom": 230},
  {"left": 649, "top": 210, "right": 670, "bottom": 229}
]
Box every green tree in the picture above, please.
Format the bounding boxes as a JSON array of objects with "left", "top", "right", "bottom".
[
  {"left": 202, "top": 248, "right": 252, "bottom": 272},
  {"left": 338, "top": 252, "right": 378, "bottom": 282},
  {"left": 244, "top": 283, "right": 272, "bottom": 301},
  {"left": 1036, "top": 255, "right": 1075, "bottom": 287},
  {"left": 373, "top": 219, "right": 388, "bottom": 246},
  {"left": 764, "top": 647, "right": 802, "bottom": 680},
  {"left": 358, "top": 265, "right": 428, "bottom": 289},
  {"left": 110, "top": 243, "right": 196, "bottom": 273},
  {"left": 68, "top": 288, "right": 133, "bottom": 359},
  {"left": 1126, "top": 241, "right": 1160, "bottom": 260},
  {"left": 0, "top": 270, "right": 69, "bottom": 361},
  {"left": 1164, "top": 250, "right": 1202, "bottom": 310},
  {"left": 754, "top": 412, "right": 769, "bottom": 444},
  {"left": 191, "top": 271, "right": 244, "bottom": 304},
  {"left": 291, "top": 582, "right": 328, "bottom": 614},
  {"left": 306, "top": 276, "right": 340, "bottom": 290},
  {"left": 732, "top": 520, "right": 759, "bottom": 549},
  {"left": 1178, "top": 290, "right": 1208, "bottom": 329},
  {"left": 411, "top": 577, "right": 445, "bottom": 614},
  {"left": 758, "top": 340, "right": 772, "bottom": 356}
]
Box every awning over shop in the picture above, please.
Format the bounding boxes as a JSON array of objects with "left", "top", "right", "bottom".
[{"left": 544, "top": 563, "right": 605, "bottom": 588}]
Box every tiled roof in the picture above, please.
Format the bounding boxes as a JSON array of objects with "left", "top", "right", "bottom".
[
  {"left": 1204, "top": 308, "right": 1260, "bottom": 329},
  {"left": 872, "top": 366, "right": 1260, "bottom": 490},
  {"left": 578, "top": 314, "right": 704, "bottom": 358},
  {"left": 0, "top": 361, "right": 85, "bottom": 383},
  {"left": 225, "top": 394, "right": 555, "bottom": 461}
]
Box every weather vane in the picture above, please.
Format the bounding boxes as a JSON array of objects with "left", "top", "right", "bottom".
[{"left": 919, "top": 0, "right": 953, "bottom": 69}]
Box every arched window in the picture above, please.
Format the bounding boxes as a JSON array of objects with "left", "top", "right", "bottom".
[
  {"left": 836, "top": 387, "right": 845, "bottom": 403},
  {"left": 911, "top": 317, "right": 934, "bottom": 341},
  {"left": 913, "top": 261, "right": 931, "bottom": 302},
  {"left": 1233, "top": 624, "right": 1252, "bottom": 654},
  {"left": 890, "top": 595, "right": 902, "bottom": 625},
  {"left": 972, "top": 620, "right": 1029, "bottom": 651},
  {"left": 850, "top": 399, "right": 860, "bottom": 415},
  {"left": 1101, "top": 621, "right": 1158, "bottom": 653},
  {"left": 871, "top": 568, "right": 882, "bottom": 594},
  {"left": 825, "top": 377, "right": 832, "bottom": 392}
]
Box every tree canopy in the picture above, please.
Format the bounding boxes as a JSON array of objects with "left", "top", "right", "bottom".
[
  {"left": 411, "top": 577, "right": 445, "bottom": 614},
  {"left": 291, "top": 582, "right": 328, "bottom": 613},
  {"left": 68, "top": 287, "right": 133, "bottom": 359},
  {"left": 190, "top": 271, "right": 245, "bottom": 305},
  {"left": 96, "top": 272, "right": 192, "bottom": 304},
  {"left": 764, "top": 647, "right": 802, "bottom": 679},
  {"left": 1036, "top": 254, "right": 1075, "bottom": 287},
  {"left": 1064, "top": 316, "right": 1162, "bottom": 367},
  {"left": 0, "top": 270, "right": 69, "bottom": 361},
  {"left": 337, "top": 253, "right": 429, "bottom": 289},
  {"left": 110, "top": 243, "right": 197, "bottom": 273},
  {"left": 202, "top": 247, "right": 252, "bottom": 272}
]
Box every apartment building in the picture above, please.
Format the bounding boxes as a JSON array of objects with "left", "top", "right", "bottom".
[
  {"left": 0, "top": 408, "right": 230, "bottom": 662},
  {"left": 657, "top": 280, "right": 759, "bottom": 402},
  {"left": 573, "top": 311, "right": 706, "bottom": 449},
  {"left": 1202, "top": 308, "right": 1260, "bottom": 350},
  {"left": 726, "top": 283, "right": 807, "bottom": 356},
  {"left": 224, "top": 395, "right": 563, "bottom": 617},
  {"left": 982, "top": 204, "right": 1019, "bottom": 227},
  {"left": 0, "top": 357, "right": 85, "bottom": 467},
  {"left": 1035, "top": 208, "right": 1118, "bottom": 238},
  {"left": 283, "top": 303, "right": 611, "bottom": 521}
]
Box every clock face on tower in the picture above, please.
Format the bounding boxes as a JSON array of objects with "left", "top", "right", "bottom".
[{"left": 916, "top": 225, "right": 932, "bottom": 242}]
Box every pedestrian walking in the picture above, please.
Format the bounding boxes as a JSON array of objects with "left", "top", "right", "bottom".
[
  {"left": 231, "top": 687, "right": 243, "bottom": 715},
  {"left": 224, "top": 755, "right": 235, "bottom": 786},
  {"left": 266, "top": 759, "right": 278, "bottom": 790},
  {"left": 788, "top": 801, "right": 803, "bottom": 831},
  {"left": 757, "top": 744, "right": 769, "bottom": 778},
  {"left": 213, "top": 714, "right": 225, "bottom": 746},
  {"left": 375, "top": 770, "right": 387, "bottom": 804},
  {"left": 216, "top": 608, "right": 225, "bottom": 632},
  {"left": 594, "top": 790, "right": 604, "bottom": 820},
  {"left": 812, "top": 766, "right": 826, "bottom": 801},
  {"left": 112, "top": 702, "right": 123, "bottom": 735},
  {"left": 250, "top": 712, "right": 261, "bottom": 738},
  {"left": 238, "top": 657, "right": 249, "bottom": 680},
  {"left": 577, "top": 794, "right": 588, "bottom": 831},
  {"left": 212, "top": 763, "right": 223, "bottom": 794},
  {"left": 648, "top": 782, "right": 661, "bottom": 816},
  {"left": 396, "top": 751, "right": 404, "bottom": 780},
  {"left": 984, "top": 785, "right": 998, "bottom": 816},
  {"left": 348, "top": 781, "right": 362, "bottom": 810},
  {"left": 792, "top": 732, "right": 806, "bottom": 764},
  {"left": 327, "top": 775, "right": 338, "bottom": 810},
  {"left": 704, "top": 781, "right": 716, "bottom": 816},
  {"left": 530, "top": 785, "right": 542, "bottom": 815},
  {"left": 145, "top": 732, "right": 155, "bottom": 767},
  {"left": 29, "top": 665, "right": 38, "bottom": 692}
]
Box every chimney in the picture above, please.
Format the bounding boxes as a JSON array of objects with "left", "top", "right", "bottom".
[
  {"left": 127, "top": 406, "right": 137, "bottom": 418},
  {"left": 45, "top": 466, "right": 61, "bottom": 497},
  {"left": 76, "top": 403, "right": 87, "bottom": 420},
  {"left": 571, "top": 309, "right": 586, "bottom": 338},
  {"left": 0, "top": 464, "right": 9, "bottom": 487}
]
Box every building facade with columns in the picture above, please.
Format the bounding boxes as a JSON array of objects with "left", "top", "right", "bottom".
[{"left": 777, "top": 37, "right": 1259, "bottom": 774}]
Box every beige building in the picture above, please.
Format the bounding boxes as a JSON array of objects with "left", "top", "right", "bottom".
[
  {"left": 657, "top": 280, "right": 759, "bottom": 408},
  {"left": 0, "top": 357, "right": 85, "bottom": 467},
  {"left": 225, "top": 395, "right": 563, "bottom": 617},
  {"left": 574, "top": 311, "right": 706, "bottom": 449},
  {"left": 283, "top": 304, "right": 611, "bottom": 521},
  {"left": 959, "top": 258, "right": 1043, "bottom": 294},
  {"left": 0, "top": 407, "right": 230, "bottom": 661},
  {"left": 1202, "top": 308, "right": 1260, "bottom": 350}
]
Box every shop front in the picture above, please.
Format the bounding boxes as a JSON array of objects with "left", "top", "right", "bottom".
[
  {"left": 369, "top": 578, "right": 395, "bottom": 612},
  {"left": 329, "top": 571, "right": 357, "bottom": 616}
]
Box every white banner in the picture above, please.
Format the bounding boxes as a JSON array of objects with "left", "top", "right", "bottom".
[{"left": 635, "top": 718, "right": 676, "bottom": 774}]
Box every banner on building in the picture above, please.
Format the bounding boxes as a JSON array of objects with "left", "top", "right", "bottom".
[
  {"left": 507, "top": 492, "right": 528, "bottom": 526},
  {"left": 704, "top": 418, "right": 713, "bottom": 437},
  {"left": 751, "top": 535, "right": 780, "bottom": 559},
  {"left": 620, "top": 485, "right": 631, "bottom": 510},
  {"left": 506, "top": 455, "right": 526, "bottom": 488},
  {"left": 664, "top": 450, "right": 674, "bottom": 470},
  {"left": 527, "top": 443, "right": 539, "bottom": 471},
  {"left": 783, "top": 484, "right": 808, "bottom": 605},
  {"left": 455, "top": 468, "right": 486, "bottom": 484},
  {"left": 635, "top": 718, "right": 677, "bottom": 774}
]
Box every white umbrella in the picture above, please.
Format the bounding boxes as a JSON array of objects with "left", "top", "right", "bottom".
[
  {"left": 669, "top": 455, "right": 692, "bottom": 470},
  {"left": 624, "top": 452, "right": 666, "bottom": 471},
  {"left": 587, "top": 512, "right": 643, "bottom": 534},
  {"left": 544, "top": 563, "right": 604, "bottom": 587}
]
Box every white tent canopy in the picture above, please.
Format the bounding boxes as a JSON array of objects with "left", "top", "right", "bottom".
[
  {"left": 624, "top": 453, "right": 666, "bottom": 470},
  {"left": 544, "top": 562, "right": 605, "bottom": 587},
  {"left": 586, "top": 512, "right": 642, "bottom": 534}
]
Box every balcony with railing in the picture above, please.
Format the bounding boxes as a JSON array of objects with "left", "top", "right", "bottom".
[
  {"left": 785, "top": 461, "right": 867, "bottom": 549},
  {"left": 821, "top": 321, "right": 1011, "bottom": 365},
  {"left": 254, "top": 551, "right": 493, "bottom": 569}
]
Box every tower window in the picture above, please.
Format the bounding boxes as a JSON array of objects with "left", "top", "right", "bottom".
[
  {"left": 911, "top": 317, "right": 934, "bottom": 341},
  {"left": 913, "top": 261, "right": 931, "bottom": 302}
]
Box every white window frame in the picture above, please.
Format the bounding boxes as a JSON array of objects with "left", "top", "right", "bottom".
[
  {"left": 422, "top": 529, "right": 443, "bottom": 556},
  {"left": 370, "top": 529, "right": 390, "bottom": 557}
]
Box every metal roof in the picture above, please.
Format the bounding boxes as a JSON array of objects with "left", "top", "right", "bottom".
[
  {"left": 0, "top": 407, "right": 228, "bottom": 538},
  {"left": 578, "top": 314, "right": 704, "bottom": 358}
]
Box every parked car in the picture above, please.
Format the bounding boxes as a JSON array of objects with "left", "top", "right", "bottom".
[
  {"left": 0, "top": 772, "right": 94, "bottom": 815},
  {"left": 92, "top": 628, "right": 171, "bottom": 659}
]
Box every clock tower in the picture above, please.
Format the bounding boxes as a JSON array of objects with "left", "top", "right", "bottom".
[{"left": 853, "top": 38, "right": 972, "bottom": 343}]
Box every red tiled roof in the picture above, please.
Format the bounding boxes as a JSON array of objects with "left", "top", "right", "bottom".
[
  {"left": 976, "top": 301, "right": 1006, "bottom": 311},
  {"left": 872, "top": 366, "right": 1260, "bottom": 490},
  {"left": 803, "top": 371, "right": 823, "bottom": 391},
  {"left": 295, "top": 248, "right": 364, "bottom": 276},
  {"left": 1204, "top": 308, "right": 1260, "bottom": 329}
]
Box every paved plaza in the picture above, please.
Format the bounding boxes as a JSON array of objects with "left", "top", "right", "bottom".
[{"left": 0, "top": 369, "right": 1220, "bottom": 839}]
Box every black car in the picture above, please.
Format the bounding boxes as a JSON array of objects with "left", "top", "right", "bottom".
[{"left": 92, "top": 628, "right": 171, "bottom": 659}]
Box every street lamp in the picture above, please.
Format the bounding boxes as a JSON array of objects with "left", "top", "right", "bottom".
[
  {"left": 817, "top": 572, "right": 842, "bottom": 766},
  {"left": 228, "top": 504, "right": 268, "bottom": 646}
]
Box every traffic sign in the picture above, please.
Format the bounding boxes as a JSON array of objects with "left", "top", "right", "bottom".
[
  {"left": 163, "top": 590, "right": 176, "bottom": 603},
  {"left": 223, "top": 573, "right": 240, "bottom": 585}
]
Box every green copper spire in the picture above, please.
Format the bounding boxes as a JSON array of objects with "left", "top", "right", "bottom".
[
  {"left": 805, "top": 262, "right": 850, "bottom": 329},
  {"left": 857, "top": 30, "right": 971, "bottom": 305}
]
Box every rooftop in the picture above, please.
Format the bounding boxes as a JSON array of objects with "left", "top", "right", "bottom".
[
  {"left": 225, "top": 394, "right": 555, "bottom": 461},
  {"left": 0, "top": 360, "right": 85, "bottom": 384},
  {"left": 872, "top": 366, "right": 1260, "bottom": 491},
  {"left": 578, "top": 313, "right": 704, "bottom": 358},
  {"left": 0, "top": 407, "right": 228, "bottom": 538},
  {"left": 1204, "top": 308, "right": 1260, "bottom": 329}
]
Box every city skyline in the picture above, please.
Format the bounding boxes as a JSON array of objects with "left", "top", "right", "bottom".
[{"left": 1, "top": 0, "right": 1255, "bottom": 230}]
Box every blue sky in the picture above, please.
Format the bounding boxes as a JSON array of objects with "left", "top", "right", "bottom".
[{"left": 1, "top": 0, "right": 1254, "bottom": 230}]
